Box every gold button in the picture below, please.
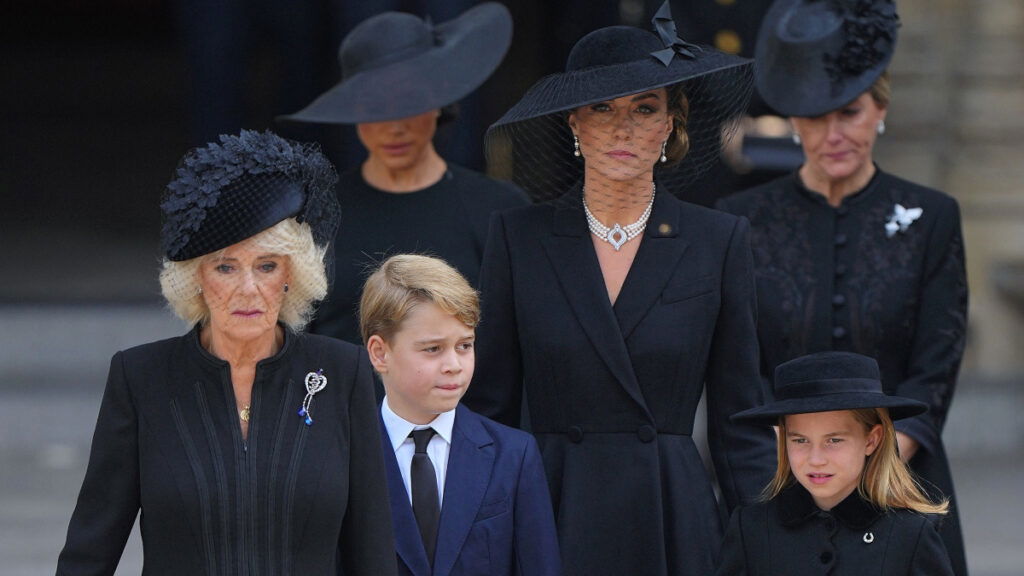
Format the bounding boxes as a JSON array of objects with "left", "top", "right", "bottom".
[
  {"left": 658, "top": 223, "right": 672, "bottom": 235},
  {"left": 715, "top": 29, "right": 742, "bottom": 54}
]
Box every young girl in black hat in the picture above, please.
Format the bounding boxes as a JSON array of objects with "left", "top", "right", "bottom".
[{"left": 717, "top": 351, "right": 954, "bottom": 576}]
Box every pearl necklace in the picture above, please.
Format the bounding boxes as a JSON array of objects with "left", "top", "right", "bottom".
[{"left": 582, "top": 184, "right": 655, "bottom": 251}]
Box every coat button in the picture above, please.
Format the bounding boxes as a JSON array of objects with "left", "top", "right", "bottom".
[
  {"left": 835, "top": 264, "right": 847, "bottom": 277},
  {"left": 567, "top": 426, "right": 584, "bottom": 443},
  {"left": 832, "top": 326, "right": 847, "bottom": 339},
  {"left": 834, "top": 233, "right": 847, "bottom": 246},
  {"left": 832, "top": 294, "right": 846, "bottom": 307},
  {"left": 637, "top": 425, "right": 656, "bottom": 443},
  {"left": 824, "top": 517, "right": 836, "bottom": 531},
  {"left": 819, "top": 551, "right": 833, "bottom": 564}
]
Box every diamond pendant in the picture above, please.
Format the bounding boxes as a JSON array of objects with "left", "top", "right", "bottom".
[{"left": 607, "top": 223, "right": 627, "bottom": 251}]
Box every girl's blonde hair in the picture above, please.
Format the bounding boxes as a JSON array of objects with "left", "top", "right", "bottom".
[{"left": 764, "top": 408, "right": 948, "bottom": 515}]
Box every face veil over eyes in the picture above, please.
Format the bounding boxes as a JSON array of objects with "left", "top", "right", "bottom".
[{"left": 484, "top": 3, "right": 753, "bottom": 207}]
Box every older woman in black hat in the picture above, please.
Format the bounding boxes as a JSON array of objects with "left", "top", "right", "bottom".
[
  {"left": 282, "top": 2, "right": 527, "bottom": 350},
  {"left": 718, "top": 351, "right": 954, "bottom": 576},
  {"left": 462, "top": 4, "right": 775, "bottom": 575},
  {"left": 56, "top": 131, "right": 396, "bottom": 575},
  {"left": 715, "top": 1, "right": 968, "bottom": 573}
]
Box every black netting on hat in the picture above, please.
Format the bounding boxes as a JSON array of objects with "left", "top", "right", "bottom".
[
  {"left": 161, "top": 129, "right": 340, "bottom": 261},
  {"left": 485, "top": 60, "right": 753, "bottom": 206}
]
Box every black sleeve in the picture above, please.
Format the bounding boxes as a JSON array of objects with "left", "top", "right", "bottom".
[
  {"left": 463, "top": 212, "right": 525, "bottom": 427},
  {"left": 56, "top": 352, "right": 140, "bottom": 576},
  {"left": 705, "top": 216, "right": 776, "bottom": 509},
  {"left": 894, "top": 198, "right": 968, "bottom": 456},
  {"left": 338, "top": 349, "right": 398, "bottom": 576},
  {"left": 909, "top": 517, "right": 955, "bottom": 576},
  {"left": 714, "top": 508, "right": 750, "bottom": 576}
]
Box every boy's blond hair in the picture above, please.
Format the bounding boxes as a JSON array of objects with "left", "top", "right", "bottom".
[{"left": 359, "top": 254, "right": 480, "bottom": 344}]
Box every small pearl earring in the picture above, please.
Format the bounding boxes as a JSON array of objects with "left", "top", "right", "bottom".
[
  {"left": 792, "top": 132, "right": 801, "bottom": 145},
  {"left": 876, "top": 120, "right": 886, "bottom": 135},
  {"left": 660, "top": 140, "right": 668, "bottom": 163},
  {"left": 573, "top": 134, "right": 581, "bottom": 158}
]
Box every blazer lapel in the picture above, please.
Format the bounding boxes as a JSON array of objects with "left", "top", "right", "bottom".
[
  {"left": 432, "top": 406, "right": 495, "bottom": 576},
  {"left": 614, "top": 193, "right": 689, "bottom": 340},
  {"left": 541, "top": 201, "right": 654, "bottom": 419},
  {"left": 379, "top": 419, "right": 432, "bottom": 576}
]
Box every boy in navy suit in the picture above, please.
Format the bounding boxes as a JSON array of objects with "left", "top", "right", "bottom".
[{"left": 360, "top": 254, "right": 561, "bottom": 576}]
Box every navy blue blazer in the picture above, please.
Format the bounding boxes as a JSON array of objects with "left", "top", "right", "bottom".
[{"left": 380, "top": 404, "right": 561, "bottom": 576}]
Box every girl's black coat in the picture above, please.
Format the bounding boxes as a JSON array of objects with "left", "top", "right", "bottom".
[
  {"left": 715, "top": 485, "right": 953, "bottom": 576},
  {"left": 56, "top": 328, "right": 397, "bottom": 576},
  {"left": 716, "top": 169, "right": 968, "bottom": 575},
  {"left": 464, "top": 191, "right": 776, "bottom": 576}
]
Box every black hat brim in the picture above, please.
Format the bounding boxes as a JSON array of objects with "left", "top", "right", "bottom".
[
  {"left": 280, "top": 3, "right": 511, "bottom": 125},
  {"left": 492, "top": 48, "right": 751, "bottom": 127},
  {"left": 731, "top": 392, "right": 928, "bottom": 427}
]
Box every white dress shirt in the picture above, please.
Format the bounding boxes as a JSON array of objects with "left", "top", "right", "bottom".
[{"left": 381, "top": 396, "right": 455, "bottom": 507}]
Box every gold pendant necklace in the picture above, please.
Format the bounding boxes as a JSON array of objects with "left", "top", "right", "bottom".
[{"left": 240, "top": 405, "right": 251, "bottom": 423}]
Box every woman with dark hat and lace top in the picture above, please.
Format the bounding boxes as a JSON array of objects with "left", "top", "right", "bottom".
[
  {"left": 462, "top": 4, "right": 775, "bottom": 575},
  {"left": 56, "top": 130, "right": 396, "bottom": 575},
  {"left": 715, "top": 2, "right": 968, "bottom": 572},
  {"left": 282, "top": 3, "right": 527, "bottom": 351}
]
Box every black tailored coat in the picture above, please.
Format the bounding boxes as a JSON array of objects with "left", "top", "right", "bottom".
[
  {"left": 56, "top": 327, "right": 397, "bottom": 576},
  {"left": 463, "top": 191, "right": 776, "bottom": 576},
  {"left": 715, "top": 484, "right": 953, "bottom": 576},
  {"left": 716, "top": 169, "right": 969, "bottom": 575}
]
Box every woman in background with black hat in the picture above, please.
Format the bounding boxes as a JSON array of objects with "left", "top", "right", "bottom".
[
  {"left": 56, "top": 131, "right": 396, "bottom": 575},
  {"left": 715, "top": 2, "right": 968, "bottom": 572},
  {"left": 282, "top": 3, "right": 527, "bottom": 351},
  {"left": 718, "top": 351, "right": 953, "bottom": 576},
  {"left": 463, "top": 4, "right": 775, "bottom": 575}
]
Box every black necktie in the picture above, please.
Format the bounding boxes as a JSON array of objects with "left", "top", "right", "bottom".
[{"left": 410, "top": 428, "right": 440, "bottom": 566}]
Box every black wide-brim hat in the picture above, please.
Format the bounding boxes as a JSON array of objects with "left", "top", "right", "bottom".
[
  {"left": 486, "top": 2, "right": 754, "bottom": 202},
  {"left": 755, "top": 0, "right": 899, "bottom": 117},
  {"left": 280, "top": 2, "right": 512, "bottom": 125},
  {"left": 732, "top": 351, "right": 927, "bottom": 426},
  {"left": 160, "top": 130, "right": 340, "bottom": 262}
]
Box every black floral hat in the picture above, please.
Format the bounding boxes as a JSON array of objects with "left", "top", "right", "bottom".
[
  {"left": 281, "top": 2, "right": 512, "bottom": 124},
  {"left": 731, "top": 351, "right": 927, "bottom": 426},
  {"left": 160, "top": 130, "right": 340, "bottom": 261},
  {"left": 485, "top": 2, "right": 754, "bottom": 202},
  {"left": 755, "top": 0, "right": 899, "bottom": 117}
]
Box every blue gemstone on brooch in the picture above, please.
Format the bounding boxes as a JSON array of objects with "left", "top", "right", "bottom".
[
  {"left": 304, "top": 416, "right": 313, "bottom": 426},
  {"left": 298, "top": 407, "right": 307, "bottom": 416}
]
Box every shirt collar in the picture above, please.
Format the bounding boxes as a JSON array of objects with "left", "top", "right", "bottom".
[
  {"left": 776, "top": 482, "right": 884, "bottom": 530},
  {"left": 381, "top": 397, "right": 456, "bottom": 453}
]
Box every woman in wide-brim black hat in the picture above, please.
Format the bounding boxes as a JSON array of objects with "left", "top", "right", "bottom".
[
  {"left": 280, "top": 2, "right": 528, "bottom": 350},
  {"left": 57, "top": 130, "right": 397, "bottom": 575},
  {"left": 715, "top": 2, "right": 968, "bottom": 573},
  {"left": 462, "top": 4, "right": 776, "bottom": 575},
  {"left": 717, "top": 351, "right": 954, "bottom": 575}
]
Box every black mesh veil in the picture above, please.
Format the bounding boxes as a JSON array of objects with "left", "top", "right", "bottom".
[{"left": 486, "top": 62, "right": 753, "bottom": 204}]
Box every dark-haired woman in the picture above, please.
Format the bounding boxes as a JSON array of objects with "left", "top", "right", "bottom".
[{"left": 464, "top": 5, "right": 775, "bottom": 575}]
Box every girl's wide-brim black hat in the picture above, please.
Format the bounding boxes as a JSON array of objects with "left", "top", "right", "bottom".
[
  {"left": 731, "top": 351, "right": 927, "bottom": 426},
  {"left": 755, "top": 0, "right": 899, "bottom": 118},
  {"left": 281, "top": 2, "right": 511, "bottom": 125}
]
